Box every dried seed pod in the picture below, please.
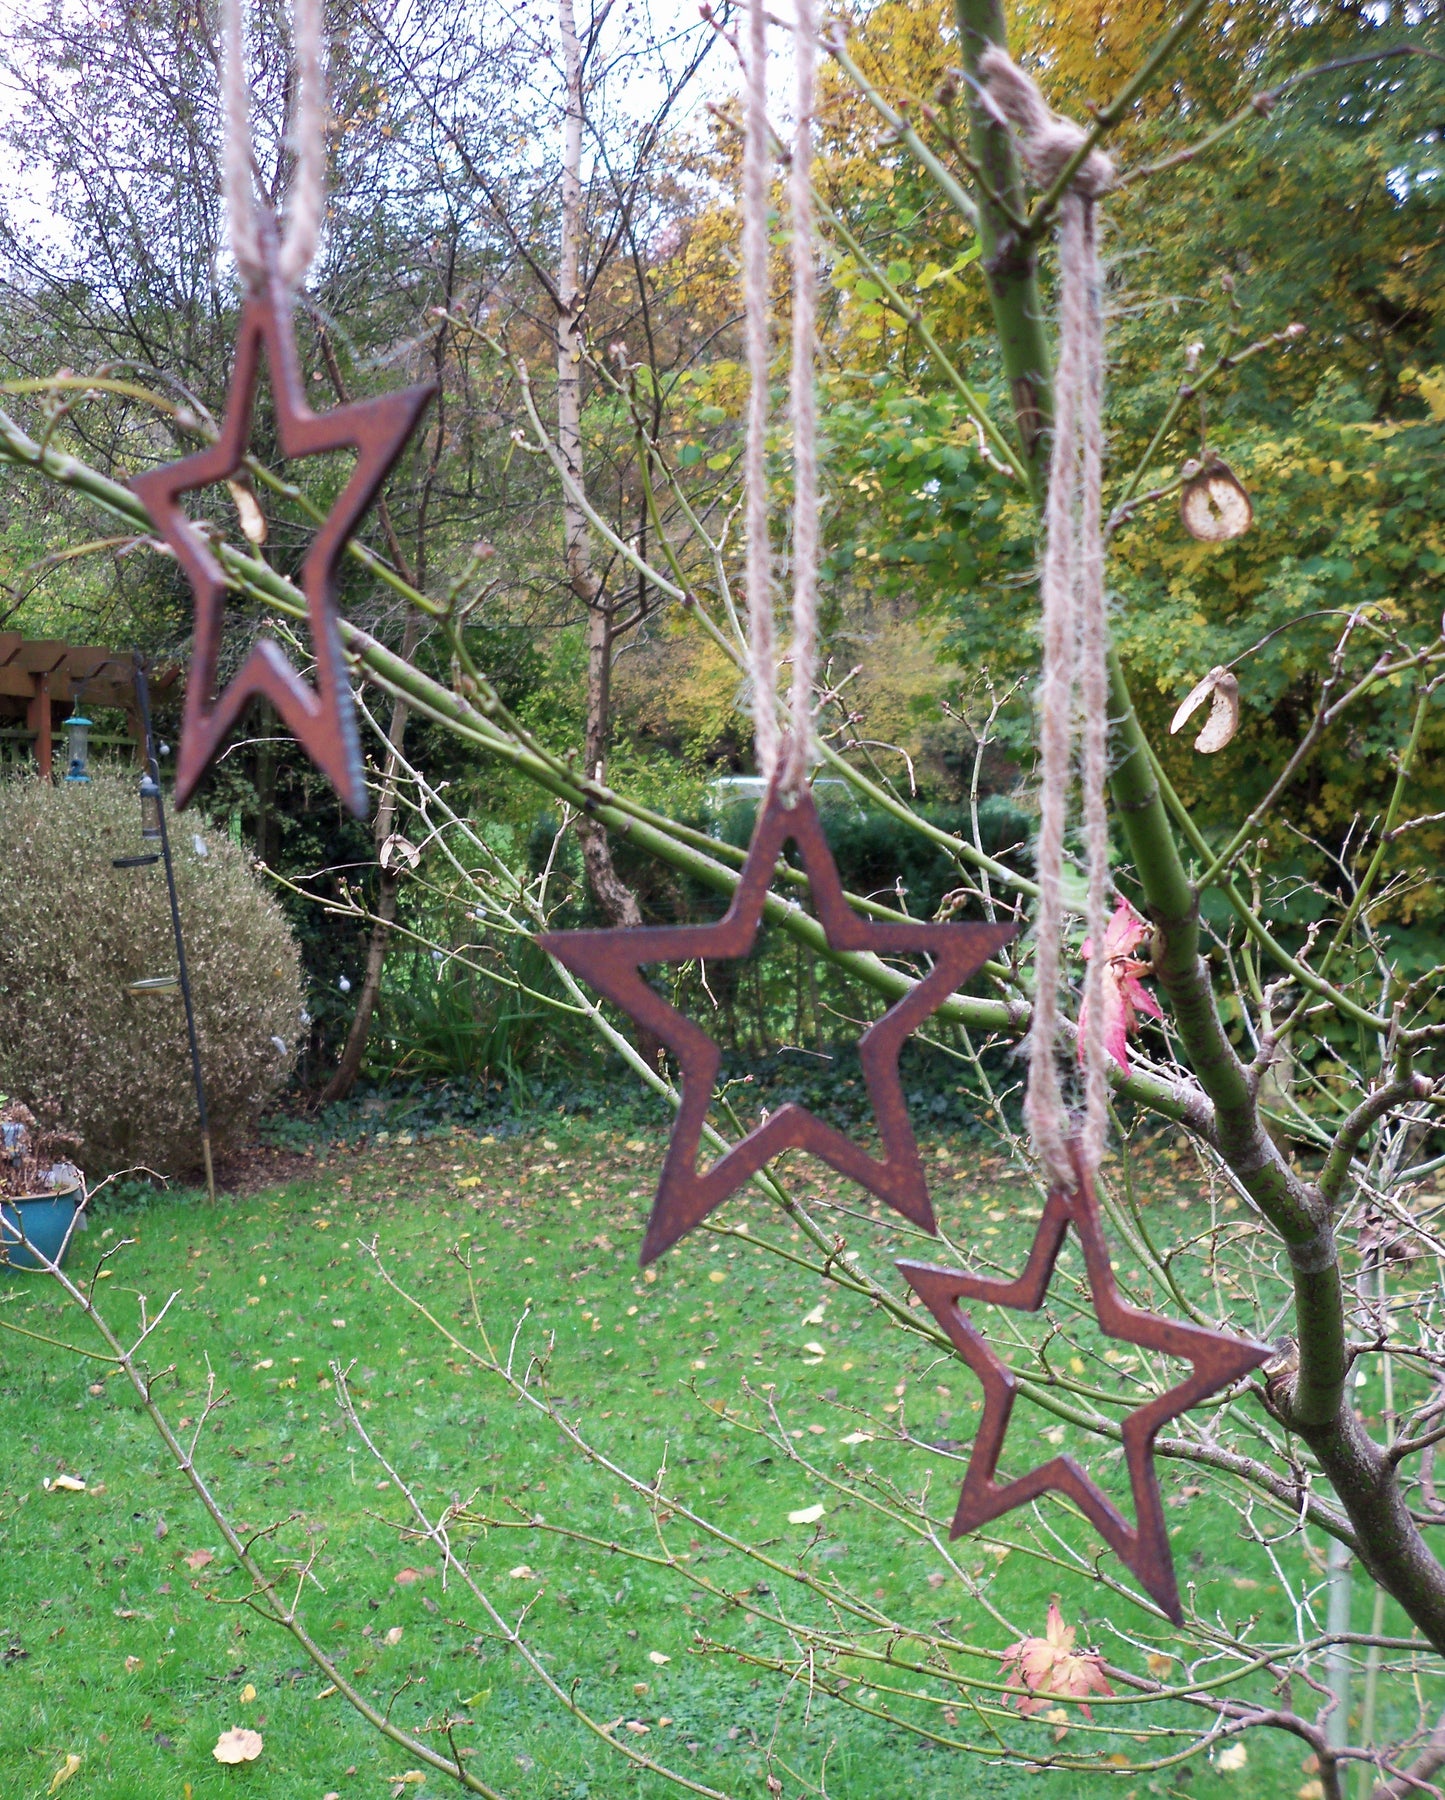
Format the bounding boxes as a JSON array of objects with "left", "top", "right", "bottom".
[
  {"left": 225, "top": 477, "right": 267, "bottom": 546},
  {"left": 1170, "top": 666, "right": 1241, "bottom": 753},
  {"left": 1180, "top": 457, "right": 1252, "bottom": 542},
  {"left": 379, "top": 833, "right": 421, "bottom": 871}
]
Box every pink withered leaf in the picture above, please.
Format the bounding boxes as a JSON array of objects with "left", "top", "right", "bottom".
[
  {"left": 1079, "top": 897, "right": 1163, "bottom": 1074},
  {"left": 1000, "top": 1599, "right": 1115, "bottom": 1719}
]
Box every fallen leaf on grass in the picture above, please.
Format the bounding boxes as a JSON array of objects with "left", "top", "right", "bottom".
[
  {"left": 1217, "top": 1742, "right": 1248, "bottom": 1771},
  {"left": 1146, "top": 1652, "right": 1175, "bottom": 1679},
  {"left": 48, "top": 1753, "right": 82, "bottom": 1793},
  {"left": 840, "top": 1431, "right": 872, "bottom": 1446},
  {"left": 184, "top": 1549, "right": 214, "bottom": 1572},
  {"left": 393, "top": 1567, "right": 422, "bottom": 1586},
  {"left": 508, "top": 1564, "right": 535, "bottom": 1580},
  {"left": 43, "top": 1475, "right": 86, "bottom": 1493},
  {"left": 384, "top": 1626, "right": 405, "bottom": 1647},
  {"left": 240, "top": 1682, "right": 257, "bottom": 1703},
  {"left": 788, "top": 1504, "right": 825, "bottom": 1525},
  {"left": 801, "top": 1302, "right": 827, "bottom": 1326},
  {"left": 124, "top": 1655, "right": 143, "bottom": 1673},
  {"left": 212, "top": 1727, "right": 264, "bottom": 1764},
  {"left": 623, "top": 1721, "right": 650, "bottom": 1735},
  {"left": 648, "top": 1651, "right": 670, "bottom": 1665}
]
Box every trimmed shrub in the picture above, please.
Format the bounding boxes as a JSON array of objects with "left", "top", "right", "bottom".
[{"left": 0, "top": 769, "right": 302, "bottom": 1177}]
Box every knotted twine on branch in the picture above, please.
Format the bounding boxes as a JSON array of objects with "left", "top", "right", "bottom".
[
  {"left": 220, "top": 0, "right": 326, "bottom": 293},
  {"left": 741, "top": 0, "right": 820, "bottom": 796},
  {"left": 978, "top": 47, "right": 1116, "bottom": 1186}
]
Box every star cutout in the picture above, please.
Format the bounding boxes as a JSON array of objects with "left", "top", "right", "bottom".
[
  {"left": 898, "top": 1147, "right": 1271, "bottom": 1622},
  {"left": 131, "top": 256, "right": 435, "bottom": 816},
  {"left": 540, "top": 782, "right": 1015, "bottom": 1264}
]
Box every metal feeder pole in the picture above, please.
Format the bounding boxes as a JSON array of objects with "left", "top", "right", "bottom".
[{"left": 133, "top": 653, "right": 215, "bottom": 1202}]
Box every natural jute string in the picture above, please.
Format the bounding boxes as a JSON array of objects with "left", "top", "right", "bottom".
[
  {"left": 979, "top": 47, "right": 1115, "bottom": 1185},
  {"left": 220, "top": 0, "right": 326, "bottom": 293},
  {"left": 741, "top": 0, "right": 820, "bottom": 795}
]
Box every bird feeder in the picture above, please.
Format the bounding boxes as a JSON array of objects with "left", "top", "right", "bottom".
[
  {"left": 64, "top": 713, "right": 92, "bottom": 783},
  {"left": 139, "top": 772, "right": 163, "bottom": 840}
]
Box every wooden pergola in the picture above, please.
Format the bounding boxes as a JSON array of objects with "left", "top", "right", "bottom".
[{"left": 0, "top": 636, "right": 179, "bottom": 777}]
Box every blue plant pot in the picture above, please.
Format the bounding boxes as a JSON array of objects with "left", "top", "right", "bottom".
[{"left": 1, "top": 1180, "right": 84, "bottom": 1271}]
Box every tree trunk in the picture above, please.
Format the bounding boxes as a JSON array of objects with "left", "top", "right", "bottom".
[
  {"left": 557, "top": 0, "right": 642, "bottom": 931},
  {"left": 320, "top": 613, "right": 420, "bottom": 1103},
  {"left": 955, "top": 1, "right": 1445, "bottom": 1651}
]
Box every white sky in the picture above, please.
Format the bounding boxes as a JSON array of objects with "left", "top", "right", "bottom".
[{"left": 0, "top": 0, "right": 803, "bottom": 260}]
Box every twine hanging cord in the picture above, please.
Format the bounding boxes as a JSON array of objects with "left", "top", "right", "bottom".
[
  {"left": 978, "top": 49, "right": 1117, "bottom": 1187},
  {"left": 221, "top": 0, "right": 326, "bottom": 293},
  {"left": 739, "top": 0, "right": 821, "bottom": 799}
]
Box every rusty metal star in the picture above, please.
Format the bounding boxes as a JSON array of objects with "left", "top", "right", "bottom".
[
  {"left": 131, "top": 253, "right": 434, "bottom": 816},
  {"left": 898, "top": 1146, "right": 1271, "bottom": 1621},
  {"left": 540, "top": 782, "right": 1015, "bottom": 1264}
]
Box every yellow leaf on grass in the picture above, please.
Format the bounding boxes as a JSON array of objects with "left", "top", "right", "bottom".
[
  {"left": 240, "top": 1682, "right": 257, "bottom": 1703},
  {"left": 789, "top": 1504, "right": 825, "bottom": 1525},
  {"left": 1217, "top": 1743, "right": 1248, "bottom": 1772},
  {"left": 48, "top": 1753, "right": 82, "bottom": 1793},
  {"left": 508, "top": 1564, "right": 535, "bottom": 1580},
  {"left": 45, "top": 1475, "right": 86, "bottom": 1493},
  {"left": 1146, "top": 1652, "right": 1175, "bottom": 1679},
  {"left": 212, "top": 1727, "right": 264, "bottom": 1764},
  {"left": 648, "top": 1651, "right": 670, "bottom": 1665}
]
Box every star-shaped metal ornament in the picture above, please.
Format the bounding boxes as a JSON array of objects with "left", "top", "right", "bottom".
[
  {"left": 541, "top": 782, "right": 1015, "bottom": 1264},
  {"left": 131, "top": 249, "right": 435, "bottom": 816},
  {"left": 898, "top": 1146, "right": 1271, "bottom": 1621}
]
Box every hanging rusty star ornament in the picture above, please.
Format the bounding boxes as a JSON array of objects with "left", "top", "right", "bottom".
[
  {"left": 130, "top": 241, "right": 435, "bottom": 817},
  {"left": 898, "top": 1146, "right": 1271, "bottom": 1621},
  {"left": 540, "top": 782, "right": 1015, "bottom": 1264}
]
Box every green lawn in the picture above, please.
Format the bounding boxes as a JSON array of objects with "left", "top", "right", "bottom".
[{"left": 0, "top": 1120, "right": 1338, "bottom": 1798}]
